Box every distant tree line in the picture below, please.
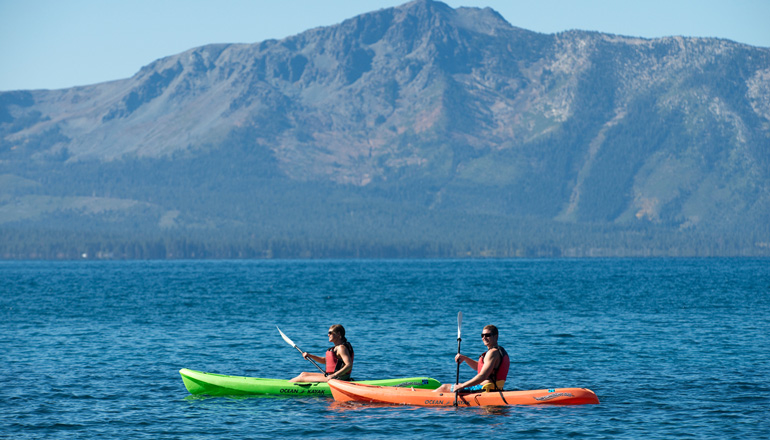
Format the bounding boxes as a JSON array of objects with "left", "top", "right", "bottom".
[{"left": 2, "top": 227, "right": 767, "bottom": 260}]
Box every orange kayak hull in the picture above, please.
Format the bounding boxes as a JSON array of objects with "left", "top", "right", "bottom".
[{"left": 328, "top": 380, "right": 599, "bottom": 407}]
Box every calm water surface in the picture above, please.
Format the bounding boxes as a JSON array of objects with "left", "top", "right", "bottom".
[{"left": 2, "top": 259, "right": 769, "bottom": 439}]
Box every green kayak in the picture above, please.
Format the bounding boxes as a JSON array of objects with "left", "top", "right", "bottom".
[{"left": 180, "top": 368, "right": 442, "bottom": 397}]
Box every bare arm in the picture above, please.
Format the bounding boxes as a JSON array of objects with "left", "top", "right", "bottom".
[
  {"left": 302, "top": 352, "right": 326, "bottom": 364},
  {"left": 455, "top": 353, "right": 479, "bottom": 371},
  {"left": 328, "top": 345, "right": 353, "bottom": 380}
]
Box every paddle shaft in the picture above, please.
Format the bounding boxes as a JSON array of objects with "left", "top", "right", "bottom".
[
  {"left": 277, "top": 326, "right": 328, "bottom": 376},
  {"left": 454, "top": 336, "right": 462, "bottom": 405},
  {"left": 293, "top": 344, "right": 327, "bottom": 375},
  {"left": 454, "top": 311, "right": 462, "bottom": 406}
]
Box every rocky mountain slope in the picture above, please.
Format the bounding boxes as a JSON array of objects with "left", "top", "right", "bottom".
[{"left": 1, "top": 0, "right": 769, "bottom": 258}]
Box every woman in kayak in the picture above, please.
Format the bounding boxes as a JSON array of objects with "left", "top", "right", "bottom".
[
  {"left": 290, "top": 324, "right": 354, "bottom": 382},
  {"left": 434, "top": 324, "right": 509, "bottom": 393}
]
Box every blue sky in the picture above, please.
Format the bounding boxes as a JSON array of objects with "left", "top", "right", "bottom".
[{"left": 1, "top": 0, "right": 768, "bottom": 91}]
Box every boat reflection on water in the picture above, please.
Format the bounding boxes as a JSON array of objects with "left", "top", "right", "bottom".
[{"left": 326, "top": 400, "right": 515, "bottom": 416}]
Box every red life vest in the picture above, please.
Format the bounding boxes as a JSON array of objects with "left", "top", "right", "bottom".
[
  {"left": 477, "top": 346, "right": 509, "bottom": 388},
  {"left": 325, "top": 341, "right": 354, "bottom": 378}
]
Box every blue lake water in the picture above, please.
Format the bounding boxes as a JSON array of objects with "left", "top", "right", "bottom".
[{"left": 2, "top": 258, "right": 769, "bottom": 439}]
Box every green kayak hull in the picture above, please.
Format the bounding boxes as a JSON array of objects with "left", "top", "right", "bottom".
[{"left": 180, "top": 368, "right": 442, "bottom": 397}]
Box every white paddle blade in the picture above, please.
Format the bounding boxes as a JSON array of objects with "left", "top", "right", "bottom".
[
  {"left": 276, "top": 326, "right": 296, "bottom": 347},
  {"left": 457, "top": 311, "right": 462, "bottom": 339}
]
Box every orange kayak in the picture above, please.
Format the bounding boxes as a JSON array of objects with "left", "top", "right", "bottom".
[{"left": 328, "top": 380, "right": 599, "bottom": 407}]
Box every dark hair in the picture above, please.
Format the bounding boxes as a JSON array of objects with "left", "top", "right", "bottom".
[
  {"left": 329, "top": 324, "right": 346, "bottom": 341},
  {"left": 483, "top": 325, "right": 498, "bottom": 336}
]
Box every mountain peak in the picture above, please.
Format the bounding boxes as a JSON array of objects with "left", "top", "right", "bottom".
[
  {"left": 392, "top": 0, "right": 512, "bottom": 35},
  {"left": 397, "top": 0, "right": 454, "bottom": 15}
]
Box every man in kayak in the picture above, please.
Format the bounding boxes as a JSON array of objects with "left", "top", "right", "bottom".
[
  {"left": 290, "top": 324, "right": 354, "bottom": 382},
  {"left": 435, "top": 324, "right": 509, "bottom": 393}
]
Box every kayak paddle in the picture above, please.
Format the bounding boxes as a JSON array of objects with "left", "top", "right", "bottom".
[
  {"left": 276, "top": 326, "right": 327, "bottom": 375},
  {"left": 454, "top": 311, "right": 462, "bottom": 406}
]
